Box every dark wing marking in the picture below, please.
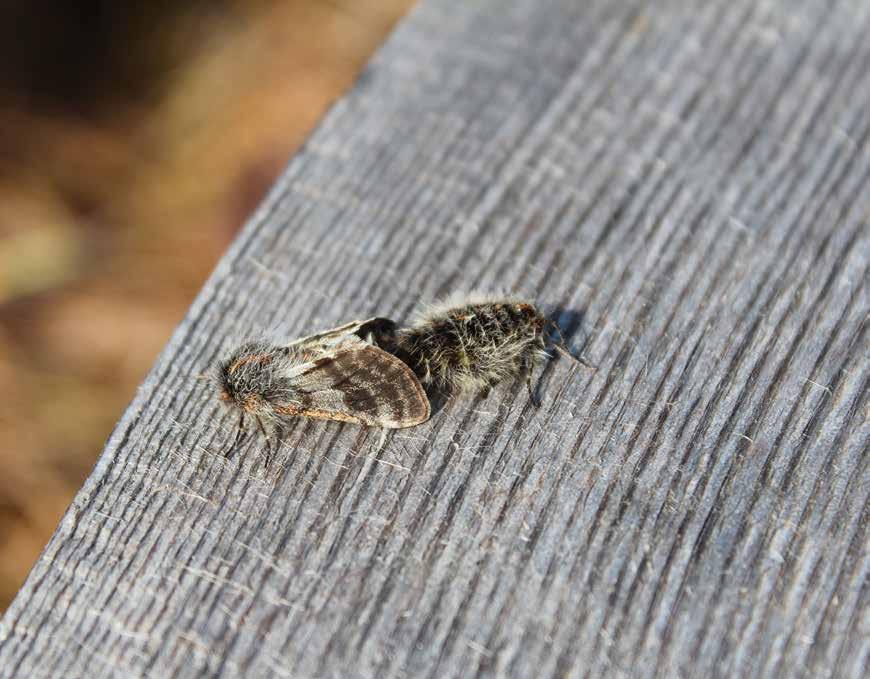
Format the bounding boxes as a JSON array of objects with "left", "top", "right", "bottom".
[
  {"left": 284, "top": 317, "right": 398, "bottom": 356},
  {"left": 274, "top": 344, "right": 429, "bottom": 428}
]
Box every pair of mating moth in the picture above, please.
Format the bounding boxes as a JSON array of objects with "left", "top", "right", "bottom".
[{"left": 215, "top": 294, "right": 584, "bottom": 443}]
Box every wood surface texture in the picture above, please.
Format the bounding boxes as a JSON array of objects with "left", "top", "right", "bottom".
[{"left": 1, "top": 0, "right": 867, "bottom": 677}]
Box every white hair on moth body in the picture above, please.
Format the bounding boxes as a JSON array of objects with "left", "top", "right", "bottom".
[
  {"left": 392, "top": 292, "right": 559, "bottom": 403},
  {"left": 412, "top": 291, "right": 527, "bottom": 324}
]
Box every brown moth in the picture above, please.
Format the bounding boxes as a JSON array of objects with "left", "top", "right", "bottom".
[
  {"left": 214, "top": 318, "right": 430, "bottom": 459},
  {"left": 383, "top": 293, "right": 592, "bottom": 406}
]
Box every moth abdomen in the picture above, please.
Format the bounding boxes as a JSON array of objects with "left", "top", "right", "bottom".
[{"left": 393, "top": 293, "right": 579, "bottom": 404}]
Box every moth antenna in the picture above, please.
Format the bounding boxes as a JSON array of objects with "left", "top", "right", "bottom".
[
  {"left": 553, "top": 344, "right": 597, "bottom": 369},
  {"left": 548, "top": 320, "right": 597, "bottom": 370}
]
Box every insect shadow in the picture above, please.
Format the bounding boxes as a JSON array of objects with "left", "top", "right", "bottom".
[{"left": 532, "top": 305, "right": 592, "bottom": 405}]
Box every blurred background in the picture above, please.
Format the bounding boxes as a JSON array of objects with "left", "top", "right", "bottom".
[{"left": 0, "top": 0, "right": 414, "bottom": 610}]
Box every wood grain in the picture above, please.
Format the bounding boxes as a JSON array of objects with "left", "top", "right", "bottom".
[{"left": 1, "top": 0, "right": 867, "bottom": 677}]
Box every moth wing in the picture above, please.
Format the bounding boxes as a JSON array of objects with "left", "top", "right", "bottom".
[
  {"left": 285, "top": 317, "right": 397, "bottom": 355},
  {"left": 279, "top": 344, "right": 430, "bottom": 428}
]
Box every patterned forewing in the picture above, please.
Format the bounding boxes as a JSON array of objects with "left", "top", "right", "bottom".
[{"left": 285, "top": 344, "right": 429, "bottom": 428}]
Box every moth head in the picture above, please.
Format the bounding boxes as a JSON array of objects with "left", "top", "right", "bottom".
[{"left": 215, "top": 341, "right": 288, "bottom": 415}]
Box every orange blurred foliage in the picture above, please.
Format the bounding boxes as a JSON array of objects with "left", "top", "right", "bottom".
[{"left": 0, "top": 0, "right": 414, "bottom": 610}]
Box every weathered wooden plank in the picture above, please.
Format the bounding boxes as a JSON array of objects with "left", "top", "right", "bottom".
[{"left": 1, "top": 0, "right": 867, "bottom": 677}]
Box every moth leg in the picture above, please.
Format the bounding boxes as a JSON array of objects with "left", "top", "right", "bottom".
[
  {"left": 420, "top": 358, "right": 432, "bottom": 384},
  {"left": 519, "top": 352, "right": 542, "bottom": 408},
  {"left": 525, "top": 370, "right": 542, "bottom": 408},
  {"left": 226, "top": 412, "right": 246, "bottom": 459},
  {"left": 255, "top": 416, "right": 273, "bottom": 467}
]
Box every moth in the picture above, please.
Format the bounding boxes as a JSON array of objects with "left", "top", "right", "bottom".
[
  {"left": 214, "top": 318, "right": 430, "bottom": 459},
  {"left": 383, "top": 293, "right": 591, "bottom": 406}
]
